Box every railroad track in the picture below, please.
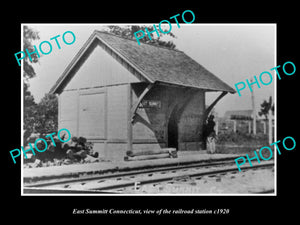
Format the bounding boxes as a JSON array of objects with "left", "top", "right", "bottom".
[{"left": 23, "top": 160, "right": 274, "bottom": 194}]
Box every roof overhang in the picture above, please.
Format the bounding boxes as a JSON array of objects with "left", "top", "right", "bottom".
[
  {"left": 49, "top": 31, "right": 154, "bottom": 95},
  {"left": 50, "top": 30, "right": 236, "bottom": 95},
  {"left": 155, "top": 80, "right": 236, "bottom": 93}
]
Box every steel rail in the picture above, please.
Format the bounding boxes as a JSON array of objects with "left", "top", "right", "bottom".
[
  {"left": 23, "top": 161, "right": 274, "bottom": 194},
  {"left": 24, "top": 159, "right": 242, "bottom": 188},
  {"left": 94, "top": 162, "right": 274, "bottom": 191}
]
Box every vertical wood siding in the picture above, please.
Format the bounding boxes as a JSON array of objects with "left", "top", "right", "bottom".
[
  {"left": 64, "top": 43, "right": 139, "bottom": 90},
  {"left": 59, "top": 90, "right": 78, "bottom": 136},
  {"left": 78, "top": 92, "right": 106, "bottom": 138},
  {"left": 107, "top": 85, "right": 128, "bottom": 140}
]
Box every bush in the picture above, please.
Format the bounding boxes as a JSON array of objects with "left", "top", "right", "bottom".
[
  {"left": 23, "top": 93, "right": 58, "bottom": 145},
  {"left": 24, "top": 133, "right": 95, "bottom": 163},
  {"left": 216, "top": 131, "right": 268, "bottom": 146}
]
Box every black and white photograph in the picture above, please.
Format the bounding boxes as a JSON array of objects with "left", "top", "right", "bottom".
[
  {"left": 3, "top": 4, "right": 299, "bottom": 220},
  {"left": 20, "top": 23, "right": 276, "bottom": 195}
]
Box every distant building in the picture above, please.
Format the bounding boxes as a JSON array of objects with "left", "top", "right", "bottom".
[{"left": 224, "top": 110, "right": 254, "bottom": 120}]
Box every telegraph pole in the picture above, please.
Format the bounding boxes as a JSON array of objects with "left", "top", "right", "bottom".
[
  {"left": 268, "top": 109, "right": 272, "bottom": 144},
  {"left": 250, "top": 78, "right": 257, "bottom": 135}
]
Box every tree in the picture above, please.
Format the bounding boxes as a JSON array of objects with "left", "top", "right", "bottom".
[
  {"left": 34, "top": 93, "right": 58, "bottom": 134},
  {"left": 106, "top": 25, "right": 177, "bottom": 49},
  {"left": 23, "top": 26, "right": 58, "bottom": 139},
  {"left": 258, "top": 96, "right": 274, "bottom": 120},
  {"left": 24, "top": 93, "right": 58, "bottom": 145},
  {"left": 23, "top": 26, "right": 40, "bottom": 141},
  {"left": 23, "top": 25, "right": 40, "bottom": 81}
]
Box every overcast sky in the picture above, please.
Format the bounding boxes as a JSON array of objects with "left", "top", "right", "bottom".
[{"left": 26, "top": 24, "right": 276, "bottom": 117}]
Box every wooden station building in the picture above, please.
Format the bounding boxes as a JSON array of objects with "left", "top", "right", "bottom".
[{"left": 50, "top": 30, "right": 235, "bottom": 161}]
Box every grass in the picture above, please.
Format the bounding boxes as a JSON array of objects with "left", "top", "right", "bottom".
[
  {"left": 216, "top": 131, "right": 269, "bottom": 146},
  {"left": 215, "top": 131, "right": 270, "bottom": 156}
]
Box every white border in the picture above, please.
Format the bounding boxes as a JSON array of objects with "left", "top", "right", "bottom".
[
  {"left": 21, "top": 24, "right": 24, "bottom": 194},
  {"left": 20, "top": 23, "right": 277, "bottom": 197}
]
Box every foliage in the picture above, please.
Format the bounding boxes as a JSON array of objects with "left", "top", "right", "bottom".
[
  {"left": 24, "top": 134, "right": 97, "bottom": 166},
  {"left": 23, "top": 81, "right": 36, "bottom": 107},
  {"left": 23, "top": 26, "right": 40, "bottom": 104},
  {"left": 216, "top": 131, "right": 268, "bottom": 146},
  {"left": 23, "top": 26, "right": 40, "bottom": 141},
  {"left": 258, "top": 96, "right": 274, "bottom": 120},
  {"left": 35, "top": 93, "right": 58, "bottom": 134},
  {"left": 23, "top": 25, "right": 40, "bottom": 81},
  {"left": 106, "top": 25, "right": 177, "bottom": 49},
  {"left": 230, "top": 115, "right": 252, "bottom": 120},
  {"left": 22, "top": 27, "right": 58, "bottom": 138},
  {"left": 24, "top": 93, "right": 58, "bottom": 142}
]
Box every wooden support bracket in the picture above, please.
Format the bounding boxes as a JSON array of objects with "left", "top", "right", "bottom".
[
  {"left": 204, "top": 91, "right": 227, "bottom": 119},
  {"left": 131, "top": 83, "right": 154, "bottom": 123}
]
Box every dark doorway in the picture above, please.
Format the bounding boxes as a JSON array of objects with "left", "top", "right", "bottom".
[{"left": 168, "top": 108, "right": 178, "bottom": 149}]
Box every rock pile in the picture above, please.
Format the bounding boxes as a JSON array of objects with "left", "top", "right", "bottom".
[{"left": 23, "top": 133, "right": 101, "bottom": 168}]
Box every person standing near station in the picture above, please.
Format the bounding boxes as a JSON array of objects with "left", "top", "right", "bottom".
[{"left": 203, "top": 115, "right": 217, "bottom": 154}]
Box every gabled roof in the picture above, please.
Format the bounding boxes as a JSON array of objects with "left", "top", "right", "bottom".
[{"left": 50, "top": 30, "right": 236, "bottom": 94}]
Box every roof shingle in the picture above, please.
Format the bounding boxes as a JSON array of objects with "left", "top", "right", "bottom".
[{"left": 50, "top": 30, "right": 236, "bottom": 94}]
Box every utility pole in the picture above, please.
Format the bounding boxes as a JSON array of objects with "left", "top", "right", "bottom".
[
  {"left": 268, "top": 108, "right": 273, "bottom": 144},
  {"left": 250, "top": 78, "right": 257, "bottom": 135}
]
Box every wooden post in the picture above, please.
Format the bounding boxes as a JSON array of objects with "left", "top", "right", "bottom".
[
  {"left": 76, "top": 89, "right": 80, "bottom": 137},
  {"left": 251, "top": 79, "right": 257, "bottom": 135},
  {"left": 253, "top": 118, "right": 256, "bottom": 134},
  {"left": 262, "top": 121, "right": 266, "bottom": 134},
  {"left": 268, "top": 110, "right": 272, "bottom": 144},
  {"left": 127, "top": 84, "right": 133, "bottom": 152},
  {"left": 233, "top": 120, "right": 236, "bottom": 133},
  {"left": 248, "top": 121, "right": 251, "bottom": 134},
  {"left": 215, "top": 120, "right": 219, "bottom": 135}
]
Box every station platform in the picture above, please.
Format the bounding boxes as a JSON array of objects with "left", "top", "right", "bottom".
[{"left": 23, "top": 151, "right": 241, "bottom": 183}]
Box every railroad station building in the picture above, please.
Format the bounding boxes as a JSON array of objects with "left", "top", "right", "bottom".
[{"left": 50, "top": 30, "right": 235, "bottom": 161}]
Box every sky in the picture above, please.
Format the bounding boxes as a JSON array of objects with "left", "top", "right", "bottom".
[{"left": 26, "top": 23, "right": 276, "bottom": 117}]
